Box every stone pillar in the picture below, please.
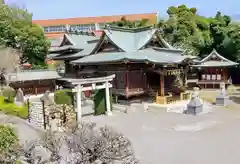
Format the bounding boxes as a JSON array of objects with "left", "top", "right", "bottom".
[
  {"left": 186, "top": 88, "right": 203, "bottom": 115},
  {"left": 216, "top": 82, "right": 229, "bottom": 106},
  {"left": 105, "top": 81, "right": 112, "bottom": 116},
  {"left": 76, "top": 85, "right": 82, "bottom": 121}
]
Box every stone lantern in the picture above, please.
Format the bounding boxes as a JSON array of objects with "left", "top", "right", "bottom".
[
  {"left": 185, "top": 87, "right": 203, "bottom": 115},
  {"left": 216, "top": 82, "right": 229, "bottom": 106}
]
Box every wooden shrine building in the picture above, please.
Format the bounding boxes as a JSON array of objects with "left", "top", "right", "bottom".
[
  {"left": 191, "top": 49, "right": 238, "bottom": 89},
  {"left": 48, "top": 31, "right": 99, "bottom": 78},
  {"left": 48, "top": 26, "right": 196, "bottom": 104},
  {"left": 1, "top": 70, "right": 60, "bottom": 95}
]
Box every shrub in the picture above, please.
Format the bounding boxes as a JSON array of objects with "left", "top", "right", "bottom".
[
  {"left": 0, "top": 124, "right": 20, "bottom": 163},
  {"left": 3, "top": 86, "right": 16, "bottom": 103},
  {"left": 93, "top": 89, "right": 113, "bottom": 115},
  {"left": 54, "top": 89, "right": 74, "bottom": 105},
  {"left": 0, "top": 96, "right": 28, "bottom": 119},
  {"left": 0, "top": 125, "right": 19, "bottom": 151}
]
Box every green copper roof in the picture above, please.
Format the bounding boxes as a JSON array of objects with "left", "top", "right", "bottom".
[
  {"left": 192, "top": 49, "right": 238, "bottom": 67},
  {"left": 49, "top": 45, "right": 83, "bottom": 52},
  {"left": 103, "top": 26, "right": 174, "bottom": 52},
  {"left": 192, "top": 61, "right": 238, "bottom": 67},
  {"left": 65, "top": 34, "right": 98, "bottom": 46},
  {"left": 49, "top": 26, "right": 180, "bottom": 61},
  {"left": 71, "top": 48, "right": 189, "bottom": 65},
  {"left": 48, "top": 33, "right": 99, "bottom": 60}
]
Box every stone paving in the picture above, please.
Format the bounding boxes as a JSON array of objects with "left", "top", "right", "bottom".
[
  {"left": 4, "top": 90, "right": 240, "bottom": 164},
  {"left": 82, "top": 104, "right": 240, "bottom": 164}
]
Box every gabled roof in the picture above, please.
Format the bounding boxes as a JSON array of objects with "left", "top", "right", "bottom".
[
  {"left": 104, "top": 26, "right": 157, "bottom": 51},
  {"left": 70, "top": 26, "right": 189, "bottom": 65},
  {"left": 33, "top": 12, "right": 158, "bottom": 26},
  {"left": 192, "top": 49, "right": 238, "bottom": 67},
  {"left": 71, "top": 48, "right": 189, "bottom": 65},
  {"left": 4, "top": 70, "right": 61, "bottom": 82},
  {"left": 91, "top": 26, "right": 175, "bottom": 53},
  {"left": 50, "top": 37, "right": 63, "bottom": 47},
  {"left": 48, "top": 33, "right": 99, "bottom": 60}
]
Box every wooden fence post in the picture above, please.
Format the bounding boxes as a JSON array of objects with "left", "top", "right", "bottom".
[
  {"left": 27, "top": 98, "right": 31, "bottom": 123},
  {"left": 62, "top": 105, "right": 66, "bottom": 124},
  {"left": 42, "top": 100, "right": 47, "bottom": 130}
]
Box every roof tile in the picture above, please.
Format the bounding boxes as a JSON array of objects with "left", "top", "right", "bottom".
[{"left": 33, "top": 12, "right": 158, "bottom": 26}]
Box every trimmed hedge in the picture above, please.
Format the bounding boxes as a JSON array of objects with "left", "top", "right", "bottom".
[
  {"left": 0, "top": 96, "right": 28, "bottom": 119},
  {"left": 93, "top": 89, "right": 113, "bottom": 116},
  {"left": 54, "top": 89, "right": 74, "bottom": 105}
]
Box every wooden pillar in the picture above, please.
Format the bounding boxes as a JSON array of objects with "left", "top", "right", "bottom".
[
  {"left": 105, "top": 81, "right": 112, "bottom": 116},
  {"left": 34, "top": 81, "right": 37, "bottom": 95},
  {"left": 223, "top": 69, "right": 228, "bottom": 81},
  {"left": 160, "top": 74, "right": 165, "bottom": 96},
  {"left": 53, "top": 79, "right": 56, "bottom": 92},
  {"left": 125, "top": 71, "right": 129, "bottom": 97},
  {"left": 184, "top": 67, "right": 188, "bottom": 86}
]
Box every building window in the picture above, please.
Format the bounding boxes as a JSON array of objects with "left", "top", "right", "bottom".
[
  {"left": 43, "top": 25, "right": 65, "bottom": 32},
  {"left": 43, "top": 27, "right": 49, "bottom": 32},
  {"left": 70, "top": 24, "right": 96, "bottom": 31},
  {"left": 43, "top": 24, "right": 96, "bottom": 33}
]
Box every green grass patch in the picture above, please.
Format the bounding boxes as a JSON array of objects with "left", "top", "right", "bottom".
[
  {"left": 199, "top": 91, "right": 217, "bottom": 104},
  {"left": 0, "top": 96, "right": 28, "bottom": 119}
]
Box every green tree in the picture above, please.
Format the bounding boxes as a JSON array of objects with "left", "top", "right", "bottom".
[
  {"left": 202, "top": 11, "right": 240, "bottom": 62},
  {"left": 0, "top": 3, "right": 50, "bottom": 67},
  {"left": 160, "top": 5, "right": 211, "bottom": 56},
  {"left": 159, "top": 4, "right": 240, "bottom": 63},
  {"left": 108, "top": 16, "right": 150, "bottom": 28}
]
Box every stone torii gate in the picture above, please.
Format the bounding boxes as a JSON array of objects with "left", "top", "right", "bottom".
[{"left": 70, "top": 74, "right": 115, "bottom": 121}]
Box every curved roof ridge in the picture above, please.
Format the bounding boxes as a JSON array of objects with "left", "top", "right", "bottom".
[
  {"left": 201, "top": 49, "right": 237, "bottom": 64},
  {"left": 103, "top": 27, "right": 158, "bottom": 51}
]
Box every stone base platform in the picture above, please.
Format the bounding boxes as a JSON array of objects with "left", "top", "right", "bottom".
[{"left": 148, "top": 100, "right": 213, "bottom": 114}]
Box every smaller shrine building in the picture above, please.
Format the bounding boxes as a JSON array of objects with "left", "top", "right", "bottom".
[{"left": 192, "top": 49, "right": 238, "bottom": 89}]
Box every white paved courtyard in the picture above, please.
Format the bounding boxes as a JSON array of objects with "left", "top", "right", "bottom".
[
  {"left": 3, "top": 91, "right": 240, "bottom": 164},
  {"left": 82, "top": 104, "right": 240, "bottom": 164}
]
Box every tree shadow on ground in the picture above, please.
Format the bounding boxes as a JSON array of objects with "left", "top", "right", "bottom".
[
  {"left": 115, "top": 95, "right": 154, "bottom": 106},
  {"left": 229, "top": 96, "right": 240, "bottom": 104}
]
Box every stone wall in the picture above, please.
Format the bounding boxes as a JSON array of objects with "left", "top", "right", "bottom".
[
  {"left": 28, "top": 102, "right": 44, "bottom": 128},
  {"left": 28, "top": 101, "right": 77, "bottom": 130}
]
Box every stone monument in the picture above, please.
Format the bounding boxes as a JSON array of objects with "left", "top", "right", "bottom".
[
  {"left": 185, "top": 87, "right": 203, "bottom": 115},
  {"left": 15, "top": 88, "right": 24, "bottom": 106},
  {"left": 40, "top": 90, "right": 54, "bottom": 106},
  {"left": 216, "top": 82, "right": 229, "bottom": 106}
]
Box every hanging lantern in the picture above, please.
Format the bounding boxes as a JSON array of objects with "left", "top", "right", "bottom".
[{"left": 46, "top": 59, "right": 56, "bottom": 65}]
